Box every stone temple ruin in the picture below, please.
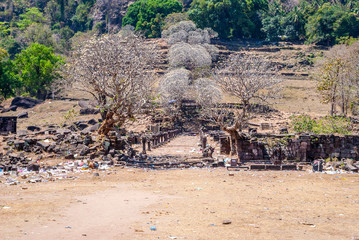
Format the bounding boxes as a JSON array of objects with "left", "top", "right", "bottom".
[
  {"left": 0, "top": 117, "right": 17, "bottom": 135},
  {"left": 0, "top": 98, "right": 359, "bottom": 173}
]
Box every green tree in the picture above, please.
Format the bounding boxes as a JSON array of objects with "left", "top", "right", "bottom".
[
  {"left": 305, "top": 3, "right": 359, "bottom": 45},
  {"left": 188, "top": 0, "right": 267, "bottom": 39},
  {"left": 17, "top": 7, "right": 46, "bottom": 30},
  {"left": 0, "top": 49, "right": 18, "bottom": 99},
  {"left": 23, "top": 23, "right": 55, "bottom": 48},
  {"left": 122, "top": 0, "right": 183, "bottom": 38},
  {"left": 15, "top": 43, "right": 64, "bottom": 99},
  {"left": 70, "top": 3, "right": 93, "bottom": 32}
]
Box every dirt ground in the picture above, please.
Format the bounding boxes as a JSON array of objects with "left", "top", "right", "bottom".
[{"left": 1, "top": 168, "right": 358, "bottom": 240}]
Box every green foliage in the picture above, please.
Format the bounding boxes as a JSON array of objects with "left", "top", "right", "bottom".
[
  {"left": 24, "top": 23, "right": 55, "bottom": 48},
  {"left": 188, "top": 0, "right": 267, "bottom": 39},
  {"left": 290, "top": 115, "right": 317, "bottom": 133},
  {"left": 17, "top": 7, "right": 46, "bottom": 30},
  {"left": 315, "top": 116, "right": 352, "bottom": 135},
  {"left": 122, "top": 0, "right": 183, "bottom": 38},
  {"left": 14, "top": 43, "right": 64, "bottom": 99},
  {"left": 290, "top": 114, "right": 352, "bottom": 135},
  {"left": 0, "top": 22, "right": 11, "bottom": 38},
  {"left": 336, "top": 36, "right": 359, "bottom": 45},
  {"left": 0, "top": 37, "right": 21, "bottom": 59},
  {"left": 305, "top": 3, "right": 359, "bottom": 45},
  {"left": 70, "top": 3, "right": 93, "bottom": 32},
  {"left": 0, "top": 49, "right": 19, "bottom": 99}
]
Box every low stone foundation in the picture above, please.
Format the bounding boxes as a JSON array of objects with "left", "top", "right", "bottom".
[{"left": 219, "top": 134, "right": 359, "bottom": 162}]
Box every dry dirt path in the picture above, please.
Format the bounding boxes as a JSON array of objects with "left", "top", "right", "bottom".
[
  {"left": 1, "top": 169, "right": 359, "bottom": 240},
  {"left": 145, "top": 135, "right": 220, "bottom": 158},
  {"left": 17, "top": 185, "right": 161, "bottom": 240}
]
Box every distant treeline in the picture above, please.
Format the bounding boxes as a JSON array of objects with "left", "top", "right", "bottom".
[{"left": 1, "top": 0, "right": 358, "bottom": 58}]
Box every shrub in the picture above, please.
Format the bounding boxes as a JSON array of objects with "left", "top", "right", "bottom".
[
  {"left": 290, "top": 114, "right": 352, "bottom": 135},
  {"left": 290, "top": 115, "right": 317, "bottom": 133}
]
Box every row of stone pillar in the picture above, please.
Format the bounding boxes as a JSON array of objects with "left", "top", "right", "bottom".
[{"left": 141, "top": 130, "right": 180, "bottom": 154}]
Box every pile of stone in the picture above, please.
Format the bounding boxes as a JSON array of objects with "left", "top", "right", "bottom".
[
  {"left": 323, "top": 159, "right": 359, "bottom": 173},
  {"left": 1, "top": 120, "right": 193, "bottom": 172}
]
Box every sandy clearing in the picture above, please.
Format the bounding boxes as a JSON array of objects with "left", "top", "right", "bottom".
[
  {"left": 17, "top": 185, "right": 161, "bottom": 240},
  {"left": 1, "top": 168, "right": 358, "bottom": 240}
]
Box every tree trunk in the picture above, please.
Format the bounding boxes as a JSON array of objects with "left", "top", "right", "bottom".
[
  {"left": 225, "top": 129, "right": 239, "bottom": 160},
  {"left": 98, "top": 94, "right": 108, "bottom": 120},
  {"left": 98, "top": 112, "right": 115, "bottom": 136},
  {"left": 331, "top": 85, "right": 337, "bottom": 116}
]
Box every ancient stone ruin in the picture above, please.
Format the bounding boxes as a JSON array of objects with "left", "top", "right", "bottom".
[{"left": 0, "top": 117, "right": 17, "bottom": 135}]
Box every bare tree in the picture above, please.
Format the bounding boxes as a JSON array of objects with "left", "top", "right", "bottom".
[
  {"left": 200, "top": 54, "right": 282, "bottom": 158},
  {"left": 194, "top": 78, "right": 222, "bottom": 106},
  {"left": 66, "top": 31, "right": 158, "bottom": 136},
  {"left": 315, "top": 44, "right": 359, "bottom": 116}
]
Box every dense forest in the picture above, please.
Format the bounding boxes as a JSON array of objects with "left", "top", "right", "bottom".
[{"left": 1, "top": 0, "right": 359, "bottom": 100}]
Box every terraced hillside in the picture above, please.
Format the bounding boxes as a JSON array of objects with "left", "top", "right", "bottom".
[{"left": 154, "top": 38, "right": 331, "bottom": 115}]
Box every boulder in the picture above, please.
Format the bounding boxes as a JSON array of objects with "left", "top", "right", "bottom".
[
  {"left": 11, "top": 97, "right": 43, "bottom": 109},
  {"left": 81, "top": 123, "right": 101, "bottom": 134},
  {"left": 88, "top": 119, "right": 97, "bottom": 125},
  {"left": 80, "top": 108, "right": 100, "bottom": 115},
  {"left": 78, "top": 100, "right": 96, "bottom": 109},
  {"left": 27, "top": 164, "right": 40, "bottom": 171},
  {"left": 17, "top": 112, "right": 28, "bottom": 118},
  {"left": 37, "top": 141, "right": 50, "bottom": 151},
  {"left": 17, "top": 130, "right": 28, "bottom": 136},
  {"left": 14, "top": 140, "right": 25, "bottom": 151},
  {"left": 83, "top": 135, "right": 93, "bottom": 145},
  {"left": 80, "top": 145, "right": 90, "bottom": 156},
  {"left": 1, "top": 105, "right": 17, "bottom": 113},
  {"left": 77, "top": 123, "right": 88, "bottom": 130},
  {"left": 27, "top": 126, "right": 41, "bottom": 132}
]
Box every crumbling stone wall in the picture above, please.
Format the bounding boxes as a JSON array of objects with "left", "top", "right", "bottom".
[
  {"left": 219, "top": 134, "right": 359, "bottom": 162},
  {"left": 0, "top": 117, "right": 17, "bottom": 134}
]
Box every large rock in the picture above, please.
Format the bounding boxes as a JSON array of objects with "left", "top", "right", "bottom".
[
  {"left": 78, "top": 100, "right": 96, "bottom": 109},
  {"left": 27, "top": 126, "right": 41, "bottom": 132},
  {"left": 80, "top": 145, "right": 90, "bottom": 156},
  {"left": 17, "top": 111, "right": 28, "bottom": 118},
  {"left": 11, "top": 97, "right": 43, "bottom": 109},
  {"left": 1, "top": 105, "right": 17, "bottom": 113},
  {"left": 88, "top": 119, "right": 98, "bottom": 125},
  {"left": 27, "top": 164, "right": 40, "bottom": 171},
  {"left": 81, "top": 123, "right": 101, "bottom": 134},
  {"left": 80, "top": 108, "right": 100, "bottom": 115}
]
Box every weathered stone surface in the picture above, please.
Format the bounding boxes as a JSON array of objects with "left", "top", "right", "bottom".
[
  {"left": 80, "top": 108, "right": 100, "bottom": 115},
  {"left": 88, "top": 119, "right": 97, "bottom": 125},
  {"left": 27, "top": 126, "right": 41, "bottom": 132},
  {"left": 17, "top": 130, "right": 28, "bottom": 136},
  {"left": 80, "top": 145, "right": 90, "bottom": 156},
  {"left": 222, "top": 220, "right": 232, "bottom": 225},
  {"left": 17, "top": 112, "right": 28, "bottom": 118},
  {"left": 11, "top": 97, "right": 43, "bottom": 109},
  {"left": 27, "top": 164, "right": 40, "bottom": 171},
  {"left": 1, "top": 105, "right": 17, "bottom": 113}
]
